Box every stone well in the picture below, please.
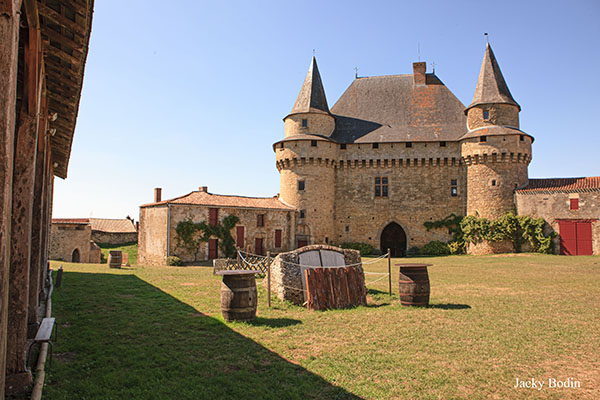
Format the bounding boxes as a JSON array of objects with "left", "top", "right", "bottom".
[{"left": 264, "top": 244, "right": 363, "bottom": 305}]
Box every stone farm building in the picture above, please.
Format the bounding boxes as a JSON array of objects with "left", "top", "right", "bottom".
[
  {"left": 49, "top": 218, "right": 137, "bottom": 263},
  {"left": 138, "top": 43, "right": 599, "bottom": 264}
]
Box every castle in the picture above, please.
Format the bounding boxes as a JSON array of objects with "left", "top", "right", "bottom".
[{"left": 138, "top": 43, "right": 599, "bottom": 264}]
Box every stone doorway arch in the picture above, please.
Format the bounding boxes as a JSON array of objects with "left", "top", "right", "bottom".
[
  {"left": 72, "top": 248, "right": 80, "bottom": 263},
  {"left": 380, "top": 222, "right": 407, "bottom": 257}
]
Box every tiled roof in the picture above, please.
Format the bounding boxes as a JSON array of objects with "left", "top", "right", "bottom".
[
  {"left": 330, "top": 73, "right": 467, "bottom": 143},
  {"left": 89, "top": 218, "right": 136, "bottom": 233},
  {"left": 52, "top": 218, "right": 89, "bottom": 225},
  {"left": 516, "top": 177, "right": 600, "bottom": 194},
  {"left": 466, "top": 43, "right": 520, "bottom": 112},
  {"left": 288, "top": 56, "right": 330, "bottom": 116},
  {"left": 141, "top": 191, "right": 295, "bottom": 210}
]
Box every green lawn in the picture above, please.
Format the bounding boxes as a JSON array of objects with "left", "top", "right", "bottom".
[
  {"left": 97, "top": 241, "right": 138, "bottom": 265},
  {"left": 44, "top": 254, "right": 599, "bottom": 399}
]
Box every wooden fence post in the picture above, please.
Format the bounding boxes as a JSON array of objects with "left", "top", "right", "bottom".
[
  {"left": 267, "top": 251, "right": 271, "bottom": 308},
  {"left": 388, "top": 248, "right": 392, "bottom": 296},
  {"left": 236, "top": 246, "right": 241, "bottom": 268}
]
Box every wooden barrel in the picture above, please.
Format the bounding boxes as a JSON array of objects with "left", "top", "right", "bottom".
[
  {"left": 108, "top": 250, "right": 122, "bottom": 269},
  {"left": 398, "top": 264, "right": 431, "bottom": 307},
  {"left": 219, "top": 272, "right": 258, "bottom": 322}
]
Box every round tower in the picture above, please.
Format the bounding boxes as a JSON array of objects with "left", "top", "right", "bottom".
[
  {"left": 461, "top": 43, "right": 532, "bottom": 219},
  {"left": 275, "top": 57, "right": 337, "bottom": 247}
]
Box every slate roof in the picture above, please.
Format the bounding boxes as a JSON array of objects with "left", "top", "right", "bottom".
[
  {"left": 329, "top": 74, "right": 467, "bottom": 143},
  {"left": 141, "top": 191, "right": 295, "bottom": 210},
  {"left": 288, "top": 56, "right": 331, "bottom": 116},
  {"left": 89, "top": 218, "right": 136, "bottom": 233},
  {"left": 466, "top": 43, "right": 520, "bottom": 112},
  {"left": 516, "top": 177, "right": 600, "bottom": 194}
]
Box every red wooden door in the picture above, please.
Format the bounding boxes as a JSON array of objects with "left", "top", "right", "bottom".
[
  {"left": 559, "top": 221, "right": 577, "bottom": 255},
  {"left": 297, "top": 240, "right": 308, "bottom": 249},
  {"left": 275, "top": 229, "right": 282, "bottom": 248},
  {"left": 209, "top": 238, "right": 218, "bottom": 259},
  {"left": 255, "top": 238, "right": 264, "bottom": 256},
  {"left": 576, "top": 221, "right": 593, "bottom": 256},
  {"left": 236, "top": 226, "right": 245, "bottom": 248}
]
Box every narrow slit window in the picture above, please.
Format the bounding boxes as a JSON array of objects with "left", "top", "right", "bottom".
[
  {"left": 483, "top": 110, "right": 490, "bottom": 120},
  {"left": 299, "top": 210, "right": 306, "bottom": 219},
  {"left": 298, "top": 180, "right": 305, "bottom": 191},
  {"left": 451, "top": 179, "right": 458, "bottom": 197},
  {"left": 302, "top": 119, "right": 308, "bottom": 128}
]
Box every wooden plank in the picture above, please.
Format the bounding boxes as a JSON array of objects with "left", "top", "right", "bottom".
[
  {"left": 34, "top": 317, "right": 55, "bottom": 342},
  {"left": 38, "top": 2, "right": 86, "bottom": 37}
]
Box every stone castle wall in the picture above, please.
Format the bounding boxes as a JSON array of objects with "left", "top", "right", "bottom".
[
  {"left": 91, "top": 231, "right": 137, "bottom": 245},
  {"left": 138, "top": 205, "right": 169, "bottom": 265},
  {"left": 49, "top": 223, "right": 91, "bottom": 262},
  {"left": 467, "top": 104, "right": 520, "bottom": 130},
  {"left": 284, "top": 113, "right": 335, "bottom": 137},
  {"left": 516, "top": 191, "right": 600, "bottom": 255}
]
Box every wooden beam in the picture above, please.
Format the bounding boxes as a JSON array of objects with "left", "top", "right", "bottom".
[
  {"left": 38, "top": 2, "right": 86, "bottom": 37},
  {"left": 23, "top": 0, "right": 40, "bottom": 30},
  {"left": 41, "top": 26, "right": 84, "bottom": 54}
]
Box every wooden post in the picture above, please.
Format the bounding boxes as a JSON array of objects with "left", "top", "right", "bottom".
[
  {"left": 267, "top": 251, "right": 271, "bottom": 308},
  {"left": 0, "top": 2, "right": 23, "bottom": 397},
  {"left": 236, "top": 246, "right": 241, "bottom": 268},
  {"left": 388, "top": 248, "right": 392, "bottom": 296}
]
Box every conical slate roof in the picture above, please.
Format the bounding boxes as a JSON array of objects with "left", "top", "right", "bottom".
[
  {"left": 467, "top": 43, "right": 520, "bottom": 112},
  {"left": 288, "top": 56, "right": 330, "bottom": 116}
]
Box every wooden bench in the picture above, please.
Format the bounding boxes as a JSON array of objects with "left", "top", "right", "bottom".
[{"left": 27, "top": 317, "right": 57, "bottom": 368}]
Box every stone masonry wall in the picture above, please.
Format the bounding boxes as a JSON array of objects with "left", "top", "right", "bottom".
[
  {"left": 516, "top": 191, "right": 600, "bottom": 255},
  {"left": 91, "top": 231, "right": 137, "bottom": 245},
  {"left": 284, "top": 113, "right": 335, "bottom": 137},
  {"left": 49, "top": 223, "right": 91, "bottom": 262},
  {"left": 138, "top": 205, "right": 169, "bottom": 265},
  {"left": 168, "top": 204, "right": 293, "bottom": 263},
  {"left": 467, "top": 104, "right": 520, "bottom": 130}
]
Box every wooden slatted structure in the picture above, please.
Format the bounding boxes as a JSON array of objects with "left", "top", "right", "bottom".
[
  {"left": 304, "top": 266, "right": 367, "bottom": 311},
  {"left": 1, "top": 0, "right": 94, "bottom": 395}
]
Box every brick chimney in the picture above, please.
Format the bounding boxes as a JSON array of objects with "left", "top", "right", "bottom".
[
  {"left": 154, "top": 187, "right": 162, "bottom": 202},
  {"left": 413, "top": 62, "right": 426, "bottom": 85},
  {"left": 199, "top": 186, "right": 208, "bottom": 192}
]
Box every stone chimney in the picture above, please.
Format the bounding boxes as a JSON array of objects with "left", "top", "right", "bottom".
[
  {"left": 154, "top": 187, "right": 162, "bottom": 202},
  {"left": 413, "top": 62, "right": 426, "bottom": 85},
  {"left": 199, "top": 186, "right": 208, "bottom": 192}
]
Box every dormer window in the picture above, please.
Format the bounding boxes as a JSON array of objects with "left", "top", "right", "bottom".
[
  {"left": 483, "top": 110, "right": 490, "bottom": 120},
  {"left": 302, "top": 119, "right": 308, "bottom": 128}
]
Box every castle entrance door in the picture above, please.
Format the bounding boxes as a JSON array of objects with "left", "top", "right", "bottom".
[
  {"left": 380, "top": 222, "right": 407, "bottom": 257},
  {"left": 72, "top": 248, "right": 80, "bottom": 263}
]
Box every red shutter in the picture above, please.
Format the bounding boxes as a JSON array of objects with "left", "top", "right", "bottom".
[
  {"left": 209, "top": 238, "right": 218, "bottom": 259},
  {"left": 236, "top": 226, "right": 244, "bottom": 248},
  {"left": 255, "top": 238, "right": 264, "bottom": 256},
  {"left": 209, "top": 208, "right": 218, "bottom": 226},
  {"left": 570, "top": 198, "right": 579, "bottom": 210},
  {"left": 576, "top": 221, "right": 593, "bottom": 256},
  {"left": 559, "top": 221, "right": 577, "bottom": 255},
  {"left": 275, "top": 229, "right": 282, "bottom": 248}
]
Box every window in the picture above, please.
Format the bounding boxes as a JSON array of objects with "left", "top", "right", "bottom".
[
  {"left": 405, "top": 142, "right": 412, "bottom": 148},
  {"left": 280, "top": 142, "right": 284, "bottom": 148},
  {"left": 440, "top": 141, "right": 446, "bottom": 147},
  {"left": 325, "top": 237, "right": 329, "bottom": 244},
  {"left": 375, "top": 177, "right": 388, "bottom": 197},
  {"left": 311, "top": 140, "right": 317, "bottom": 147},
  {"left": 340, "top": 143, "right": 347, "bottom": 150},
  {"left": 570, "top": 198, "right": 579, "bottom": 210},
  {"left": 483, "top": 110, "right": 490, "bottom": 120},
  {"left": 298, "top": 180, "right": 305, "bottom": 191},
  {"left": 299, "top": 210, "right": 305, "bottom": 219},
  {"left": 520, "top": 135, "right": 525, "bottom": 142},
  {"left": 480, "top": 136, "right": 487, "bottom": 143},
  {"left": 257, "top": 214, "right": 265, "bottom": 227},
  {"left": 451, "top": 179, "right": 458, "bottom": 197},
  {"left": 209, "top": 208, "right": 219, "bottom": 226},
  {"left": 372, "top": 143, "right": 379, "bottom": 149},
  {"left": 302, "top": 119, "right": 308, "bottom": 128},
  {"left": 345, "top": 225, "right": 350, "bottom": 232},
  {"left": 491, "top": 179, "right": 497, "bottom": 186},
  {"left": 275, "top": 229, "right": 282, "bottom": 247}
]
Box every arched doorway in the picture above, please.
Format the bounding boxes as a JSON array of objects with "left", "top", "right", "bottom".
[
  {"left": 380, "top": 222, "right": 407, "bottom": 257},
  {"left": 72, "top": 248, "right": 80, "bottom": 263}
]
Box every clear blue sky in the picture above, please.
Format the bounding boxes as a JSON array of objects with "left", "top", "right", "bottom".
[{"left": 52, "top": 0, "right": 600, "bottom": 219}]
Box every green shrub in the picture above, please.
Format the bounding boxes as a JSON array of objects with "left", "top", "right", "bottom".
[
  {"left": 166, "top": 256, "right": 183, "bottom": 266},
  {"left": 100, "top": 252, "right": 107, "bottom": 264},
  {"left": 420, "top": 241, "right": 450, "bottom": 256},
  {"left": 447, "top": 241, "right": 465, "bottom": 255},
  {"left": 407, "top": 246, "right": 420, "bottom": 256},
  {"left": 341, "top": 242, "right": 375, "bottom": 256}
]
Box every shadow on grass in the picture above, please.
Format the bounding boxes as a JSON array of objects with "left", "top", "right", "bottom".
[
  {"left": 366, "top": 288, "right": 390, "bottom": 296},
  {"left": 46, "top": 272, "right": 362, "bottom": 400},
  {"left": 428, "top": 303, "right": 472, "bottom": 310},
  {"left": 243, "top": 317, "right": 302, "bottom": 328},
  {"left": 364, "top": 303, "right": 390, "bottom": 308}
]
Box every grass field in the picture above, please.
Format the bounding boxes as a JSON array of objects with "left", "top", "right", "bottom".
[
  {"left": 44, "top": 254, "right": 599, "bottom": 399},
  {"left": 97, "top": 241, "right": 138, "bottom": 265}
]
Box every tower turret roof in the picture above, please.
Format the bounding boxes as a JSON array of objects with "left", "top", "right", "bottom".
[
  {"left": 288, "top": 56, "right": 330, "bottom": 116},
  {"left": 466, "top": 43, "right": 520, "bottom": 113}
]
